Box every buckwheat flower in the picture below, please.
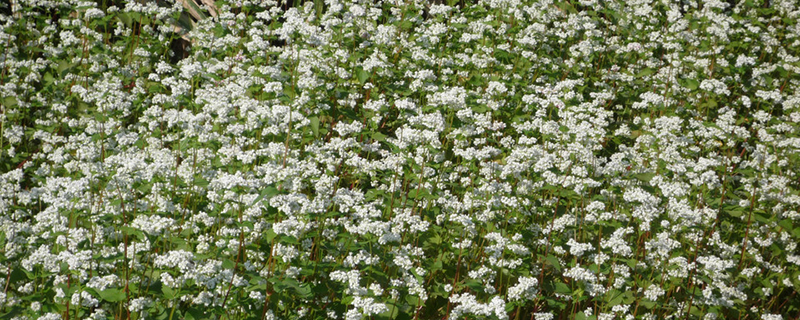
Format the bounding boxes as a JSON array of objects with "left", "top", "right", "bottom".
[
  {"left": 762, "top": 314, "right": 783, "bottom": 320},
  {"left": 249, "top": 291, "right": 264, "bottom": 302},
  {"left": 735, "top": 55, "right": 757, "bottom": 68},
  {"left": 273, "top": 243, "right": 299, "bottom": 263},
  {"left": 82, "top": 7, "right": 105, "bottom": 19},
  {"left": 131, "top": 214, "right": 175, "bottom": 236},
  {"left": 611, "top": 304, "right": 631, "bottom": 316},
  {"left": 614, "top": 123, "right": 631, "bottom": 137},
  {"left": 601, "top": 227, "right": 634, "bottom": 257},
  {"left": 273, "top": 216, "right": 310, "bottom": 239},
  {"left": 755, "top": 89, "right": 783, "bottom": 103},
  {"left": 626, "top": 42, "right": 643, "bottom": 52},
  {"left": 564, "top": 266, "right": 596, "bottom": 282},
  {"left": 696, "top": 255, "right": 734, "bottom": 276},
  {"left": 567, "top": 238, "right": 594, "bottom": 257},
  {"left": 86, "top": 275, "right": 119, "bottom": 291},
  {"left": 534, "top": 312, "right": 554, "bottom": 320},
  {"left": 192, "top": 291, "right": 215, "bottom": 306},
  {"left": 344, "top": 309, "right": 362, "bottom": 320},
  {"left": 286, "top": 266, "right": 302, "bottom": 278},
  {"left": 352, "top": 297, "right": 388, "bottom": 317},
  {"left": 333, "top": 120, "right": 364, "bottom": 136},
  {"left": 59, "top": 30, "right": 80, "bottom": 47},
  {"left": 71, "top": 291, "right": 99, "bottom": 308},
  {"left": 643, "top": 284, "right": 665, "bottom": 301},
  {"left": 632, "top": 91, "right": 664, "bottom": 109},
  {"left": 452, "top": 238, "right": 473, "bottom": 249},
  {"left": 507, "top": 276, "right": 538, "bottom": 301},
  {"left": 448, "top": 293, "right": 507, "bottom": 320},
  {"left": 699, "top": 79, "right": 730, "bottom": 96},
  {"left": 645, "top": 232, "right": 680, "bottom": 259},
  {"left": 161, "top": 272, "right": 178, "bottom": 288},
  {"left": 486, "top": 81, "right": 507, "bottom": 96},
  {"left": 3, "top": 125, "right": 24, "bottom": 144},
  {"left": 39, "top": 313, "right": 62, "bottom": 320},
  {"left": 154, "top": 250, "right": 195, "bottom": 274}
]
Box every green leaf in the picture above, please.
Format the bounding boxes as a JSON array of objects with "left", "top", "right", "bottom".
[
  {"left": 183, "top": 307, "right": 206, "bottom": 320},
  {"left": 471, "top": 104, "right": 489, "bottom": 113},
  {"left": 98, "top": 288, "right": 126, "bottom": 302},
  {"left": 162, "top": 286, "right": 176, "bottom": 299},
  {"left": 43, "top": 72, "right": 54, "bottom": 85},
  {"left": 271, "top": 277, "right": 312, "bottom": 299},
  {"left": 575, "top": 312, "right": 596, "bottom": 320},
  {"left": 372, "top": 132, "right": 387, "bottom": 142},
  {"left": 408, "top": 189, "right": 430, "bottom": 200},
  {"left": 682, "top": 78, "right": 699, "bottom": 90},
  {"left": 430, "top": 259, "right": 443, "bottom": 272},
  {"left": 266, "top": 228, "right": 278, "bottom": 242},
  {"left": 463, "top": 279, "right": 483, "bottom": 292},
  {"left": 251, "top": 186, "right": 279, "bottom": 208},
  {"left": 607, "top": 289, "right": 624, "bottom": 306},
  {"left": 755, "top": 211, "right": 771, "bottom": 223},
  {"left": 194, "top": 177, "right": 210, "bottom": 188},
  {"left": 554, "top": 282, "right": 571, "bottom": 294},
  {"left": 405, "top": 295, "right": 422, "bottom": 307},
  {"left": 119, "top": 226, "right": 146, "bottom": 241},
  {"left": 356, "top": 67, "right": 369, "bottom": 84},
  {"left": 283, "top": 85, "right": 296, "bottom": 100},
  {"left": 117, "top": 12, "right": 132, "bottom": 27},
  {"left": 310, "top": 116, "right": 320, "bottom": 136},
  {"left": 376, "top": 301, "right": 405, "bottom": 320},
  {"left": 0, "top": 307, "right": 23, "bottom": 320},
  {"left": 545, "top": 255, "right": 562, "bottom": 272},
  {"left": 778, "top": 219, "right": 794, "bottom": 231},
  {"left": 633, "top": 173, "right": 655, "bottom": 183},
  {"left": 636, "top": 68, "right": 654, "bottom": 78},
  {"left": 2, "top": 97, "right": 17, "bottom": 108},
  {"left": 724, "top": 205, "right": 745, "bottom": 218},
  {"left": 8, "top": 268, "right": 29, "bottom": 283},
  {"left": 365, "top": 189, "right": 384, "bottom": 201}
]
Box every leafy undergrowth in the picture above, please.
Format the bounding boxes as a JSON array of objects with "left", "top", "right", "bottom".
[{"left": 1, "top": 0, "right": 800, "bottom": 319}]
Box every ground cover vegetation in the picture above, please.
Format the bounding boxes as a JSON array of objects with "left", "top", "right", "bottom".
[{"left": 1, "top": 0, "right": 800, "bottom": 319}]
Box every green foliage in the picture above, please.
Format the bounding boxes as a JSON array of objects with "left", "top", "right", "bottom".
[{"left": 1, "top": 0, "right": 800, "bottom": 320}]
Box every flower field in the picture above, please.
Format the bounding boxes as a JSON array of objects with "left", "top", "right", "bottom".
[{"left": 1, "top": 0, "right": 800, "bottom": 319}]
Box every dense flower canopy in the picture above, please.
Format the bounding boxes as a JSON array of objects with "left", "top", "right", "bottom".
[{"left": 1, "top": 0, "right": 800, "bottom": 319}]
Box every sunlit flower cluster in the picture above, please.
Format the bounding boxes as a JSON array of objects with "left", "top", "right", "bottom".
[{"left": 1, "top": 0, "right": 799, "bottom": 319}]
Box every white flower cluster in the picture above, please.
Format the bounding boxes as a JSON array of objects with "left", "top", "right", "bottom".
[
  {"left": 507, "top": 276, "right": 538, "bottom": 301},
  {"left": 2, "top": 0, "right": 799, "bottom": 318},
  {"left": 448, "top": 293, "right": 507, "bottom": 320}
]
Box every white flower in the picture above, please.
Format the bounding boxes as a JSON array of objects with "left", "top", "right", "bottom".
[
  {"left": 249, "top": 291, "right": 265, "bottom": 302},
  {"left": 567, "top": 238, "right": 594, "bottom": 257},
  {"left": 735, "top": 55, "right": 757, "bottom": 67},
  {"left": 534, "top": 312, "right": 554, "bottom": 320},
  {"left": 643, "top": 284, "right": 665, "bottom": 301},
  {"left": 128, "top": 297, "right": 152, "bottom": 313},
  {"left": 39, "top": 313, "right": 62, "bottom": 320},
  {"left": 351, "top": 297, "right": 388, "bottom": 316},
  {"left": 131, "top": 214, "right": 175, "bottom": 236},
  {"left": 699, "top": 79, "right": 730, "bottom": 96},
  {"left": 507, "top": 276, "right": 538, "bottom": 301},
  {"left": 448, "top": 293, "right": 507, "bottom": 320}
]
